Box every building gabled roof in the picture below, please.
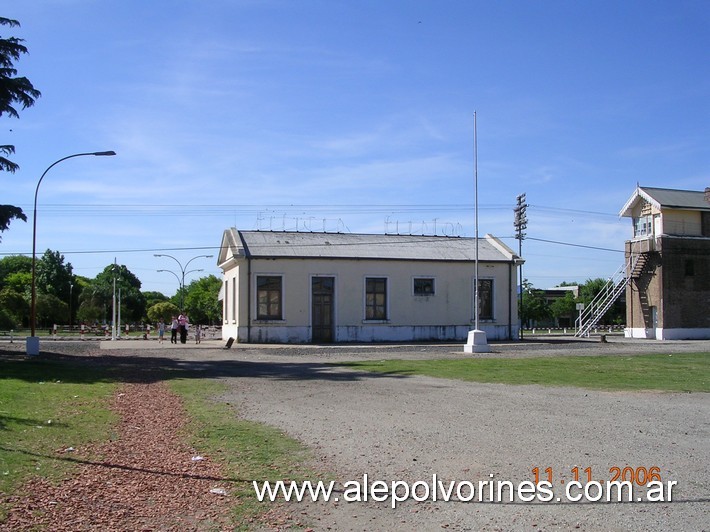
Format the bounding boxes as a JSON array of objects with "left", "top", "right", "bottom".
[
  {"left": 620, "top": 186, "right": 710, "bottom": 217},
  {"left": 217, "top": 229, "right": 521, "bottom": 266}
]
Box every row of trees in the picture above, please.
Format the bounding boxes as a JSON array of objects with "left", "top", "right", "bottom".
[
  {"left": 519, "top": 279, "right": 625, "bottom": 329},
  {"left": 0, "top": 251, "right": 221, "bottom": 330}
]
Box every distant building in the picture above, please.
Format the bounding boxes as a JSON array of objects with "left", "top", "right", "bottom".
[
  {"left": 619, "top": 186, "right": 710, "bottom": 339},
  {"left": 217, "top": 229, "right": 523, "bottom": 343},
  {"left": 541, "top": 286, "right": 579, "bottom": 328}
]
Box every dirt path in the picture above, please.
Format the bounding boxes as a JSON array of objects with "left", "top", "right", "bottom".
[{"left": 1, "top": 380, "right": 235, "bottom": 531}]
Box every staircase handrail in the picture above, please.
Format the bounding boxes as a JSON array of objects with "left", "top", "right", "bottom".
[{"left": 574, "top": 254, "right": 638, "bottom": 337}]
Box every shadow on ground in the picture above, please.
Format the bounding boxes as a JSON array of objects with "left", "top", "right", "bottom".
[{"left": 0, "top": 347, "right": 407, "bottom": 386}]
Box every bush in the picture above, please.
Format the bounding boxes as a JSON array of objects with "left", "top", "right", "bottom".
[{"left": 147, "top": 301, "right": 180, "bottom": 324}]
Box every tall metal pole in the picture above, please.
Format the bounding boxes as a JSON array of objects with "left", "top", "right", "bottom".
[
  {"left": 474, "top": 111, "right": 480, "bottom": 332},
  {"left": 117, "top": 288, "right": 122, "bottom": 339},
  {"left": 69, "top": 282, "right": 73, "bottom": 334},
  {"left": 464, "top": 112, "right": 490, "bottom": 353},
  {"left": 27, "top": 151, "right": 116, "bottom": 355},
  {"left": 519, "top": 235, "right": 524, "bottom": 339},
  {"left": 112, "top": 259, "right": 117, "bottom": 341}
]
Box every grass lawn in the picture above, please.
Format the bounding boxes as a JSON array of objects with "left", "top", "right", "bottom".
[
  {"left": 168, "top": 377, "right": 316, "bottom": 527},
  {"left": 337, "top": 353, "right": 710, "bottom": 392},
  {"left": 0, "top": 354, "right": 316, "bottom": 529},
  {"left": 0, "top": 356, "right": 119, "bottom": 503}
]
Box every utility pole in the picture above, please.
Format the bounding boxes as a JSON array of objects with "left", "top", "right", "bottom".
[
  {"left": 514, "top": 193, "right": 528, "bottom": 339},
  {"left": 111, "top": 259, "right": 117, "bottom": 341}
]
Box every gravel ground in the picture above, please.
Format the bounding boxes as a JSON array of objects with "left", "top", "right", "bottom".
[
  {"left": 209, "top": 338, "right": 709, "bottom": 531},
  {"left": 2, "top": 336, "right": 709, "bottom": 531}
]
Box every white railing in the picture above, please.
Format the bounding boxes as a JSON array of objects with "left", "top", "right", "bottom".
[{"left": 574, "top": 254, "right": 640, "bottom": 337}]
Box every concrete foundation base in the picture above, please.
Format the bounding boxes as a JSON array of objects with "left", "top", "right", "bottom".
[
  {"left": 463, "top": 329, "right": 490, "bottom": 353},
  {"left": 26, "top": 336, "right": 40, "bottom": 356}
]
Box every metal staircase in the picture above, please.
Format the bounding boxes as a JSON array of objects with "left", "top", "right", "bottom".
[{"left": 574, "top": 254, "right": 644, "bottom": 337}]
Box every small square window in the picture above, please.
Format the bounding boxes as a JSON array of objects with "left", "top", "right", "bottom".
[{"left": 413, "top": 278, "right": 435, "bottom": 296}]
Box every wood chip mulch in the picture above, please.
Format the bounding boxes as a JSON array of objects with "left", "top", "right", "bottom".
[{"left": 1, "top": 381, "right": 236, "bottom": 531}]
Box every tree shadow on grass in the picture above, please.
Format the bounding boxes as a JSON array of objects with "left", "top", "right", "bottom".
[{"left": 0, "top": 444, "right": 248, "bottom": 485}]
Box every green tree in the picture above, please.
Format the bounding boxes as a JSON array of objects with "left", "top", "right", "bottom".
[
  {"left": 76, "top": 294, "right": 103, "bottom": 325},
  {"left": 143, "top": 290, "right": 169, "bottom": 314},
  {"left": 4, "top": 270, "right": 30, "bottom": 295},
  {"left": 578, "top": 278, "right": 607, "bottom": 303},
  {"left": 0, "top": 255, "right": 33, "bottom": 326},
  {"left": 147, "top": 301, "right": 180, "bottom": 324},
  {"left": 579, "top": 277, "right": 625, "bottom": 325},
  {"left": 519, "top": 280, "right": 551, "bottom": 327},
  {"left": 0, "top": 306, "right": 15, "bottom": 329},
  {"left": 77, "top": 277, "right": 111, "bottom": 325},
  {"left": 36, "top": 249, "right": 74, "bottom": 300},
  {"left": 0, "top": 254, "right": 31, "bottom": 289},
  {"left": 0, "top": 17, "right": 41, "bottom": 238},
  {"left": 0, "top": 287, "right": 27, "bottom": 327},
  {"left": 91, "top": 263, "right": 146, "bottom": 323},
  {"left": 183, "top": 275, "right": 221, "bottom": 324},
  {"left": 167, "top": 287, "right": 187, "bottom": 312},
  {"left": 550, "top": 292, "right": 577, "bottom": 325},
  {"left": 35, "top": 293, "right": 67, "bottom": 329}
]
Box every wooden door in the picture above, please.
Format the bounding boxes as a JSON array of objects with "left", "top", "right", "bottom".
[{"left": 311, "top": 277, "right": 334, "bottom": 343}]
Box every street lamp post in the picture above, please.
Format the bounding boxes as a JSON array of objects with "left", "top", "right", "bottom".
[
  {"left": 27, "top": 151, "right": 116, "bottom": 356},
  {"left": 154, "top": 254, "right": 213, "bottom": 311},
  {"left": 69, "top": 282, "right": 73, "bottom": 335},
  {"left": 157, "top": 268, "right": 204, "bottom": 310}
]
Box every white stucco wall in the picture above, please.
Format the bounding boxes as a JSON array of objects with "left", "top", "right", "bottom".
[{"left": 221, "top": 256, "right": 519, "bottom": 343}]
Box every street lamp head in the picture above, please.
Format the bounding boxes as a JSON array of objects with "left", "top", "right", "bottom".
[{"left": 93, "top": 151, "right": 116, "bottom": 156}]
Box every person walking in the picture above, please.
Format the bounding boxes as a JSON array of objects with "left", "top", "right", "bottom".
[
  {"left": 170, "top": 316, "right": 178, "bottom": 344},
  {"left": 178, "top": 313, "right": 189, "bottom": 344},
  {"left": 158, "top": 319, "right": 165, "bottom": 344}
]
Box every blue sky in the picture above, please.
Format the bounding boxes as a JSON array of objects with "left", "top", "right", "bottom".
[{"left": 2, "top": 0, "right": 708, "bottom": 295}]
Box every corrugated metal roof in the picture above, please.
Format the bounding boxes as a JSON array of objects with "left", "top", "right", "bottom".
[
  {"left": 232, "top": 230, "right": 518, "bottom": 262},
  {"left": 640, "top": 187, "right": 710, "bottom": 210},
  {"left": 620, "top": 186, "right": 710, "bottom": 216}
]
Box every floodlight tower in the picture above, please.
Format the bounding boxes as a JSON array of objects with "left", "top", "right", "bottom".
[{"left": 514, "top": 193, "right": 528, "bottom": 339}]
